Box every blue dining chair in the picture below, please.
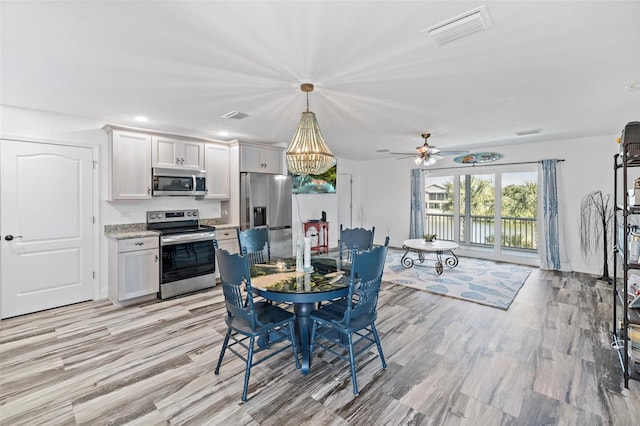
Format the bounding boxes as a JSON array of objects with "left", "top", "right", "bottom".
[
  {"left": 339, "top": 225, "right": 375, "bottom": 263},
  {"left": 213, "top": 242, "right": 300, "bottom": 402},
  {"left": 236, "top": 227, "right": 271, "bottom": 266},
  {"left": 309, "top": 236, "right": 389, "bottom": 396}
]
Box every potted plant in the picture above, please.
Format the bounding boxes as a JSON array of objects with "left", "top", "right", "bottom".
[{"left": 422, "top": 234, "right": 437, "bottom": 242}]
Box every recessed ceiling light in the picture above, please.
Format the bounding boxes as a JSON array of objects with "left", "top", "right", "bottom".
[
  {"left": 625, "top": 81, "right": 640, "bottom": 91},
  {"left": 134, "top": 116, "right": 148, "bottom": 122},
  {"left": 218, "top": 131, "right": 229, "bottom": 137},
  {"left": 515, "top": 128, "right": 541, "bottom": 136}
]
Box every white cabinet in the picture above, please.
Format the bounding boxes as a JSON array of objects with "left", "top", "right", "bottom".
[
  {"left": 108, "top": 236, "right": 159, "bottom": 305},
  {"left": 216, "top": 227, "right": 239, "bottom": 253},
  {"left": 239, "top": 143, "right": 284, "bottom": 174},
  {"left": 214, "top": 227, "right": 238, "bottom": 281},
  {"left": 152, "top": 136, "right": 204, "bottom": 170},
  {"left": 204, "top": 143, "right": 230, "bottom": 199},
  {"left": 106, "top": 128, "right": 152, "bottom": 200}
]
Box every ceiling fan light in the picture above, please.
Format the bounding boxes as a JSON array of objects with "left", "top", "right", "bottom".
[
  {"left": 424, "top": 157, "right": 437, "bottom": 166},
  {"left": 427, "top": 147, "right": 441, "bottom": 155},
  {"left": 414, "top": 156, "right": 423, "bottom": 165}
]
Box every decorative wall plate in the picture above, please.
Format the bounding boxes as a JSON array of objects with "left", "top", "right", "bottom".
[{"left": 453, "top": 152, "right": 503, "bottom": 164}]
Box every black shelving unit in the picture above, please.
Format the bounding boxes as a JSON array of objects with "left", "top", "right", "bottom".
[{"left": 612, "top": 122, "right": 640, "bottom": 388}]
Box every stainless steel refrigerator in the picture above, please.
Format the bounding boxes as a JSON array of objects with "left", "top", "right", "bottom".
[{"left": 240, "top": 172, "right": 293, "bottom": 259}]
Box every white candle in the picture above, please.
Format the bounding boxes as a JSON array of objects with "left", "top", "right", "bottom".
[
  {"left": 296, "top": 240, "right": 304, "bottom": 272},
  {"left": 304, "top": 237, "right": 312, "bottom": 270}
]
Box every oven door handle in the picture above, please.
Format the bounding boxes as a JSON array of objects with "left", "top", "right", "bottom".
[{"left": 161, "top": 233, "right": 215, "bottom": 246}]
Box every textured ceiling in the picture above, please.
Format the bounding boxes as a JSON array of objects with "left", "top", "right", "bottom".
[{"left": 1, "top": 1, "right": 639, "bottom": 160}]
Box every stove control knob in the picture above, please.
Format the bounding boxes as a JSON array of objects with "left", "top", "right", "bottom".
[
  {"left": 186, "top": 212, "right": 191, "bottom": 217},
  {"left": 192, "top": 211, "right": 198, "bottom": 217}
]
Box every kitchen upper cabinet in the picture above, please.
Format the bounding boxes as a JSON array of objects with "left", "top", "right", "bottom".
[
  {"left": 239, "top": 143, "right": 284, "bottom": 174},
  {"left": 204, "top": 143, "right": 230, "bottom": 199},
  {"left": 106, "top": 128, "right": 152, "bottom": 200},
  {"left": 152, "top": 136, "right": 204, "bottom": 170}
]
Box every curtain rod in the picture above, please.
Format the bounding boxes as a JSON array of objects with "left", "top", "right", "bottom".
[{"left": 421, "top": 158, "right": 565, "bottom": 172}]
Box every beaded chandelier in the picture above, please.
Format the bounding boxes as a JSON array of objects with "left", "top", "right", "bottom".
[{"left": 286, "top": 83, "right": 335, "bottom": 176}]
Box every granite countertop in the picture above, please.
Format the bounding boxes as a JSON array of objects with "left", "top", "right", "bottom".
[
  {"left": 104, "top": 223, "right": 158, "bottom": 240},
  {"left": 105, "top": 229, "right": 160, "bottom": 240},
  {"left": 104, "top": 221, "right": 237, "bottom": 240},
  {"left": 213, "top": 224, "right": 239, "bottom": 230}
]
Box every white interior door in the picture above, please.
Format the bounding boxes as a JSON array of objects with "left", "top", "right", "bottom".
[{"left": 1, "top": 140, "right": 94, "bottom": 318}]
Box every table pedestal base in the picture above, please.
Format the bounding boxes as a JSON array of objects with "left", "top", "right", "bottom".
[
  {"left": 294, "top": 302, "right": 316, "bottom": 374},
  {"left": 400, "top": 246, "right": 459, "bottom": 274}
]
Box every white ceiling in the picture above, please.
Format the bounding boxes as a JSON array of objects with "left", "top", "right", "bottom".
[{"left": 1, "top": 1, "right": 639, "bottom": 160}]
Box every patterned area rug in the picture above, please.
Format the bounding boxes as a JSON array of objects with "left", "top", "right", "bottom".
[{"left": 382, "top": 248, "right": 532, "bottom": 310}]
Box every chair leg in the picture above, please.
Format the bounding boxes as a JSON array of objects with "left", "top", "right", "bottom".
[
  {"left": 346, "top": 332, "right": 359, "bottom": 396},
  {"left": 309, "top": 319, "right": 319, "bottom": 357},
  {"left": 242, "top": 335, "right": 255, "bottom": 403},
  {"left": 371, "top": 323, "right": 387, "bottom": 369},
  {"left": 215, "top": 327, "right": 232, "bottom": 374},
  {"left": 289, "top": 322, "right": 301, "bottom": 369}
]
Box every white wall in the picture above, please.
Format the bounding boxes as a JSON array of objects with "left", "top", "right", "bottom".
[
  {"left": 358, "top": 134, "right": 620, "bottom": 275},
  {"left": 291, "top": 159, "right": 360, "bottom": 250}
]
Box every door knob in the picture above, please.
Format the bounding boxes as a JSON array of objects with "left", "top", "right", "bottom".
[{"left": 4, "top": 235, "right": 23, "bottom": 241}]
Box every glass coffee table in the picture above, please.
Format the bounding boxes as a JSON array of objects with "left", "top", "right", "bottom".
[{"left": 401, "top": 239, "right": 459, "bottom": 274}]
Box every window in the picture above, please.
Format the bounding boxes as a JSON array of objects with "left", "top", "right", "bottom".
[{"left": 424, "top": 166, "right": 538, "bottom": 260}]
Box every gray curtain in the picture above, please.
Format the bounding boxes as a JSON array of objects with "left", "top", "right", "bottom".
[
  {"left": 539, "top": 159, "right": 561, "bottom": 270},
  {"left": 409, "top": 169, "right": 424, "bottom": 239}
]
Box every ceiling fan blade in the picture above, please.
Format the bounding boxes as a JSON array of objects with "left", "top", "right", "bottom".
[
  {"left": 439, "top": 150, "right": 470, "bottom": 157},
  {"left": 389, "top": 152, "right": 417, "bottom": 156},
  {"left": 431, "top": 154, "right": 444, "bottom": 160},
  {"left": 394, "top": 155, "right": 415, "bottom": 160}
]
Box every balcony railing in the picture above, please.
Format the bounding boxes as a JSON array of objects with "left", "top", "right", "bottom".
[{"left": 425, "top": 213, "right": 537, "bottom": 251}]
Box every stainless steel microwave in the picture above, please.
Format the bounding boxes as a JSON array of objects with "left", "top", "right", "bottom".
[{"left": 152, "top": 168, "right": 206, "bottom": 197}]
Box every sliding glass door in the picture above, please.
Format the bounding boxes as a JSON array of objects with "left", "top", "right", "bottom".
[
  {"left": 459, "top": 173, "right": 495, "bottom": 248},
  {"left": 424, "top": 165, "right": 537, "bottom": 261}
]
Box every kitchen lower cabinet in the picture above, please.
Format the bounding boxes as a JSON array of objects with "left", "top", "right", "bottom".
[
  {"left": 109, "top": 236, "right": 159, "bottom": 305},
  {"left": 214, "top": 226, "right": 239, "bottom": 281}
]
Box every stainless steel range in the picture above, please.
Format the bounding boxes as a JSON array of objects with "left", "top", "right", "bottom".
[{"left": 147, "top": 209, "right": 216, "bottom": 299}]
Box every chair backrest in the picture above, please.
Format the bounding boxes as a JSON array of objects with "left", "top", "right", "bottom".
[
  {"left": 341, "top": 236, "right": 389, "bottom": 326},
  {"left": 339, "top": 225, "right": 375, "bottom": 262},
  {"left": 236, "top": 227, "right": 271, "bottom": 266},
  {"left": 214, "top": 241, "right": 260, "bottom": 331}
]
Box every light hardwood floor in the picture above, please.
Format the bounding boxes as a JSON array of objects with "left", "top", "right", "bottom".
[{"left": 1, "top": 268, "right": 639, "bottom": 425}]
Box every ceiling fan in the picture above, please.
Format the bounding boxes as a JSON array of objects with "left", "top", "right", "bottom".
[{"left": 389, "top": 133, "right": 468, "bottom": 166}]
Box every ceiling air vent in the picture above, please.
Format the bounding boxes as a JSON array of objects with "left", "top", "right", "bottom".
[
  {"left": 422, "top": 5, "right": 491, "bottom": 46},
  {"left": 222, "top": 110, "right": 249, "bottom": 120}
]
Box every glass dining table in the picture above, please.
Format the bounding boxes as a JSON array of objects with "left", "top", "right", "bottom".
[{"left": 250, "top": 257, "right": 350, "bottom": 374}]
